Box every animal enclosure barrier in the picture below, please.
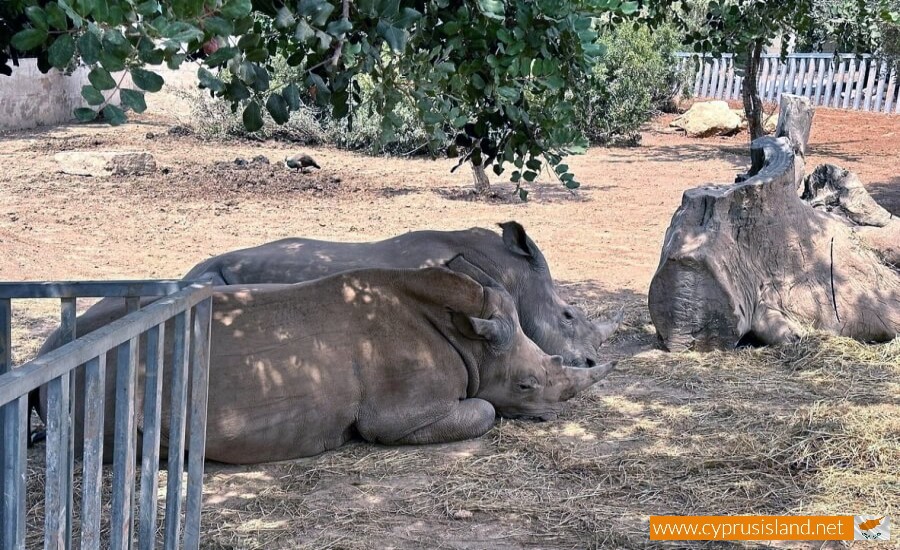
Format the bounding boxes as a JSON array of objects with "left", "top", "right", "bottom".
[
  {"left": 0, "top": 281, "right": 213, "bottom": 549},
  {"left": 676, "top": 52, "right": 900, "bottom": 114}
]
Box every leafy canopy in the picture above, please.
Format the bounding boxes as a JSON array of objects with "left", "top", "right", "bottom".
[{"left": 2, "top": 0, "right": 673, "bottom": 192}]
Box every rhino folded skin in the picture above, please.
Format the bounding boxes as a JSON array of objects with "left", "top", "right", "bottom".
[{"left": 37, "top": 267, "right": 614, "bottom": 464}]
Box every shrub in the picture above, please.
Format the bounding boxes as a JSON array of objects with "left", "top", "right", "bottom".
[{"left": 577, "top": 23, "right": 685, "bottom": 144}]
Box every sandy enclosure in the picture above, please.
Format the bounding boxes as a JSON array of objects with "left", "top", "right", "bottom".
[{"left": 0, "top": 107, "right": 898, "bottom": 549}]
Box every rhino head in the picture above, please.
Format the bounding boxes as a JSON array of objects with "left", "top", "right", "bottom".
[
  {"left": 494, "top": 221, "right": 622, "bottom": 368},
  {"left": 454, "top": 283, "right": 617, "bottom": 421}
]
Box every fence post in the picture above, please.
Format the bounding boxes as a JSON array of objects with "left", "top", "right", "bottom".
[
  {"left": 1, "top": 298, "right": 26, "bottom": 550},
  {"left": 183, "top": 298, "right": 213, "bottom": 550}
]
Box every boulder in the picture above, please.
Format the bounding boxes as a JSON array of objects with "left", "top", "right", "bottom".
[
  {"left": 670, "top": 101, "right": 743, "bottom": 137},
  {"left": 54, "top": 151, "right": 157, "bottom": 177}
]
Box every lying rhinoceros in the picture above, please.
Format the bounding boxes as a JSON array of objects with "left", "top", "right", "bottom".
[
  {"left": 38, "top": 266, "right": 615, "bottom": 464},
  {"left": 181, "top": 221, "right": 621, "bottom": 368}
]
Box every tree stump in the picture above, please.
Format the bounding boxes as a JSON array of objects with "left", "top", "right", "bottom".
[
  {"left": 649, "top": 106, "right": 899, "bottom": 351},
  {"left": 774, "top": 94, "right": 814, "bottom": 156},
  {"left": 802, "top": 163, "right": 899, "bottom": 268}
]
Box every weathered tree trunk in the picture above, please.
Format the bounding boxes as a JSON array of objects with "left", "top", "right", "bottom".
[
  {"left": 742, "top": 41, "right": 765, "bottom": 141},
  {"left": 472, "top": 163, "right": 491, "bottom": 194},
  {"left": 649, "top": 96, "right": 899, "bottom": 351},
  {"left": 775, "top": 94, "right": 814, "bottom": 156},
  {"left": 802, "top": 163, "right": 899, "bottom": 268}
]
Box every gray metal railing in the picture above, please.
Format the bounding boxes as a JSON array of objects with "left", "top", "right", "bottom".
[{"left": 0, "top": 281, "right": 214, "bottom": 549}]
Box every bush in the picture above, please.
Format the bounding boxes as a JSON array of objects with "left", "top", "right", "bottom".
[
  {"left": 577, "top": 23, "right": 685, "bottom": 145},
  {"left": 182, "top": 71, "right": 433, "bottom": 154}
]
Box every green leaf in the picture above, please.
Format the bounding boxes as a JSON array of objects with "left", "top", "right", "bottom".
[
  {"left": 525, "top": 158, "right": 541, "bottom": 170},
  {"left": 45, "top": 3, "right": 69, "bottom": 30},
  {"left": 266, "top": 94, "right": 290, "bottom": 124},
  {"left": 394, "top": 7, "right": 422, "bottom": 27},
  {"left": 245, "top": 47, "right": 269, "bottom": 62},
  {"left": 99, "top": 51, "right": 126, "bottom": 71},
  {"left": 74, "top": 107, "right": 97, "bottom": 122},
  {"left": 204, "top": 16, "right": 233, "bottom": 37},
  {"left": 327, "top": 18, "right": 353, "bottom": 36},
  {"left": 518, "top": 188, "right": 529, "bottom": 201},
  {"left": 130, "top": 68, "right": 164, "bottom": 92},
  {"left": 471, "top": 73, "right": 485, "bottom": 90},
  {"left": 376, "top": 21, "right": 409, "bottom": 52},
  {"left": 554, "top": 163, "right": 569, "bottom": 174},
  {"left": 166, "top": 53, "right": 186, "bottom": 70},
  {"left": 564, "top": 180, "right": 580, "bottom": 189},
  {"left": 25, "top": 6, "right": 49, "bottom": 30},
  {"left": 81, "top": 85, "right": 105, "bottom": 105},
  {"left": 523, "top": 170, "right": 537, "bottom": 182},
  {"left": 198, "top": 67, "right": 225, "bottom": 92},
  {"left": 476, "top": 0, "right": 505, "bottom": 20},
  {"left": 11, "top": 28, "right": 48, "bottom": 52},
  {"left": 48, "top": 34, "right": 76, "bottom": 68},
  {"left": 135, "top": 1, "right": 160, "bottom": 17},
  {"left": 242, "top": 101, "right": 264, "bottom": 132},
  {"left": 88, "top": 67, "right": 116, "bottom": 90},
  {"left": 294, "top": 20, "right": 314, "bottom": 42},
  {"left": 221, "top": 0, "right": 252, "bottom": 19},
  {"left": 102, "top": 104, "right": 126, "bottom": 125},
  {"left": 226, "top": 79, "right": 251, "bottom": 101},
  {"left": 120, "top": 89, "right": 147, "bottom": 113},
  {"left": 204, "top": 46, "right": 236, "bottom": 67},
  {"left": 77, "top": 32, "right": 102, "bottom": 64},
  {"left": 275, "top": 7, "right": 296, "bottom": 28},
  {"left": 283, "top": 83, "right": 301, "bottom": 110},
  {"left": 619, "top": 1, "right": 639, "bottom": 15},
  {"left": 162, "top": 21, "right": 203, "bottom": 43}
]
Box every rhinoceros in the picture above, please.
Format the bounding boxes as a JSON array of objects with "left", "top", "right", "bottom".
[
  {"left": 181, "top": 221, "right": 621, "bottom": 368},
  {"left": 37, "top": 265, "right": 615, "bottom": 464}
]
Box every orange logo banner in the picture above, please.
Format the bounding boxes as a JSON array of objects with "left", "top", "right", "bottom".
[{"left": 649, "top": 516, "right": 855, "bottom": 541}]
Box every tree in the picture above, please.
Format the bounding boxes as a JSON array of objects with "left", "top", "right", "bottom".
[
  {"left": 0, "top": 0, "right": 673, "bottom": 196},
  {"left": 684, "top": 0, "right": 899, "bottom": 141}
]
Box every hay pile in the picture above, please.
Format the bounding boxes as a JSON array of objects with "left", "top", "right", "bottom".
[{"left": 19, "top": 305, "right": 899, "bottom": 548}]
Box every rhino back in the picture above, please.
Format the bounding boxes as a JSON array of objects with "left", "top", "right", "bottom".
[{"left": 182, "top": 228, "right": 511, "bottom": 286}]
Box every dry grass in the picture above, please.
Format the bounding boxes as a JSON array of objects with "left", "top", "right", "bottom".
[{"left": 16, "top": 295, "right": 900, "bottom": 549}]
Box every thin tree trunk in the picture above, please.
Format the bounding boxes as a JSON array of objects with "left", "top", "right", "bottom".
[
  {"left": 742, "top": 41, "right": 765, "bottom": 141},
  {"left": 471, "top": 163, "right": 490, "bottom": 193}
]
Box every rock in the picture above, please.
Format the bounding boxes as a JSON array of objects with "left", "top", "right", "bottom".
[
  {"left": 764, "top": 113, "right": 778, "bottom": 134},
  {"left": 251, "top": 155, "right": 270, "bottom": 165},
  {"left": 54, "top": 151, "right": 157, "bottom": 177},
  {"left": 670, "top": 101, "right": 743, "bottom": 138},
  {"left": 451, "top": 510, "right": 473, "bottom": 520}
]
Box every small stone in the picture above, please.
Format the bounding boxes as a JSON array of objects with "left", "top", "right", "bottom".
[
  {"left": 54, "top": 151, "right": 157, "bottom": 177},
  {"left": 251, "top": 155, "right": 270, "bottom": 164},
  {"left": 452, "top": 510, "right": 473, "bottom": 520}
]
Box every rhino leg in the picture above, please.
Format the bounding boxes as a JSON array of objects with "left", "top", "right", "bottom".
[{"left": 390, "top": 398, "right": 495, "bottom": 445}]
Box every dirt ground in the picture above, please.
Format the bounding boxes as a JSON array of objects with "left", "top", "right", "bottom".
[{"left": 1, "top": 107, "right": 898, "bottom": 549}]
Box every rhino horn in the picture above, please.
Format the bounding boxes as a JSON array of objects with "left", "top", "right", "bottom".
[
  {"left": 563, "top": 361, "right": 617, "bottom": 394},
  {"left": 594, "top": 308, "right": 625, "bottom": 344}
]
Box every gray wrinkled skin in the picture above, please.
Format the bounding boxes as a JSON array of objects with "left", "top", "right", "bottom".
[{"left": 182, "top": 222, "right": 619, "bottom": 367}]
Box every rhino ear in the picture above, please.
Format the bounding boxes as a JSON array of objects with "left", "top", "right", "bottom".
[
  {"left": 452, "top": 313, "right": 511, "bottom": 347},
  {"left": 499, "top": 221, "right": 533, "bottom": 258}
]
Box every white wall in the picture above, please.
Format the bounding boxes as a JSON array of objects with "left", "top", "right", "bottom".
[{"left": 0, "top": 59, "right": 201, "bottom": 131}]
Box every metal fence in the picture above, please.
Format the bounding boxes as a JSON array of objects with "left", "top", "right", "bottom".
[
  {"left": 676, "top": 52, "right": 900, "bottom": 114},
  {"left": 0, "top": 281, "right": 213, "bottom": 549}
]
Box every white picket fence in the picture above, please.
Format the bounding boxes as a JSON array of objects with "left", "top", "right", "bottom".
[{"left": 676, "top": 52, "right": 899, "bottom": 114}]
